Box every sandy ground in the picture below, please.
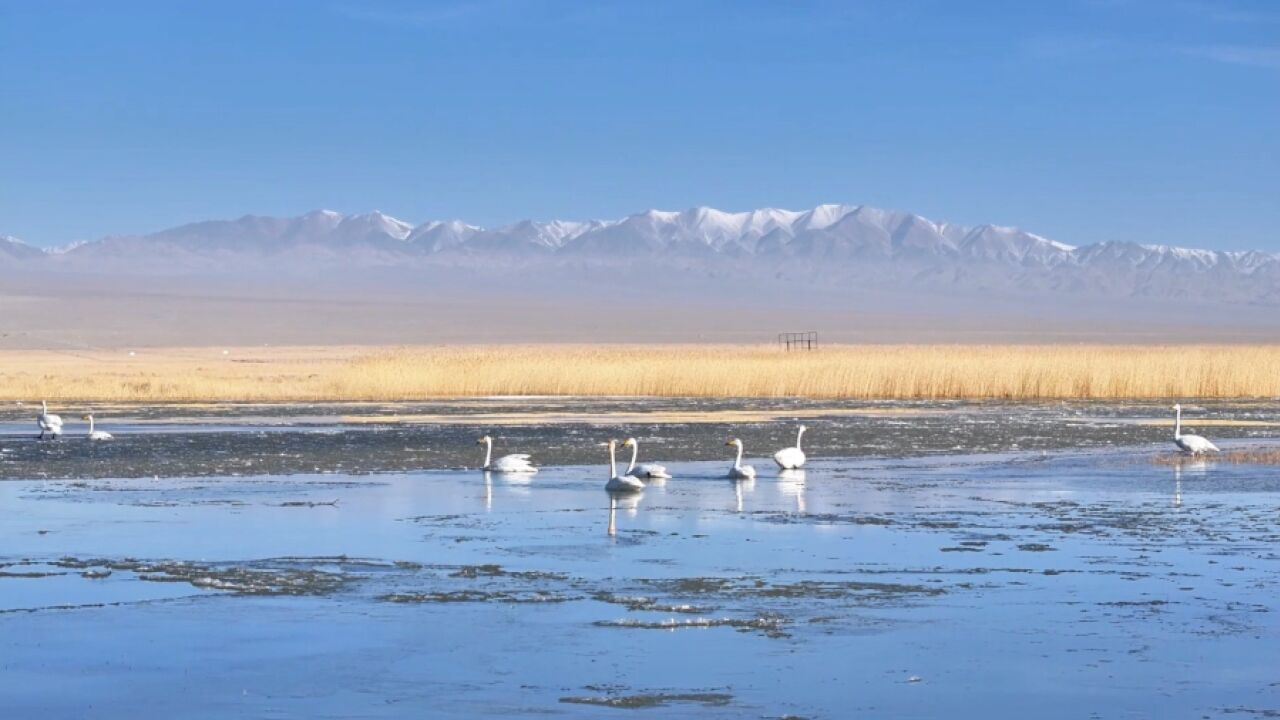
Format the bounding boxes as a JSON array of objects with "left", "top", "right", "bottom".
[{"left": 4, "top": 268, "right": 1279, "bottom": 347}]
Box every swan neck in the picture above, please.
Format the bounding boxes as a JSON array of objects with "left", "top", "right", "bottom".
[
  {"left": 735, "top": 442, "right": 744, "bottom": 467},
  {"left": 626, "top": 442, "right": 638, "bottom": 473},
  {"left": 87, "top": 416, "right": 94, "bottom": 433},
  {"left": 482, "top": 438, "right": 492, "bottom": 468},
  {"left": 796, "top": 427, "right": 805, "bottom": 450},
  {"left": 609, "top": 443, "right": 617, "bottom": 479},
  {"left": 1175, "top": 406, "right": 1182, "bottom": 438}
]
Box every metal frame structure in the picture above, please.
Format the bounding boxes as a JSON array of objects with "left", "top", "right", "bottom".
[{"left": 778, "top": 331, "right": 818, "bottom": 351}]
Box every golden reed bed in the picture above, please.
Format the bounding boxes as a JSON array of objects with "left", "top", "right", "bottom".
[{"left": 2, "top": 344, "right": 1280, "bottom": 403}]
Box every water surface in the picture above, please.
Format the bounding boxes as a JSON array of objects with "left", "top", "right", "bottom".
[{"left": 1, "top": 401, "right": 1277, "bottom": 718}]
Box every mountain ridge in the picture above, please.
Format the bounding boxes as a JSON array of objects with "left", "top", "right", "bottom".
[{"left": 5, "top": 204, "right": 1277, "bottom": 305}]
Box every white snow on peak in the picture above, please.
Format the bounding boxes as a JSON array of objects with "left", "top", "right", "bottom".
[
  {"left": 418, "top": 219, "right": 481, "bottom": 232},
  {"left": 1140, "top": 244, "right": 1220, "bottom": 262},
  {"left": 342, "top": 211, "right": 414, "bottom": 240},
  {"left": 639, "top": 209, "right": 681, "bottom": 222},
  {"left": 799, "top": 203, "right": 858, "bottom": 229}
]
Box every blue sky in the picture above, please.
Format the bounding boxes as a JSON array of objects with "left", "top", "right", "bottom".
[{"left": 2, "top": 0, "right": 1276, "bottom": 250}]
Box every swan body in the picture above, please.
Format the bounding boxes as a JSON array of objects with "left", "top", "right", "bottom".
[
  {"left": 477, "top": 435, "right": 538, "bottom": 473},
  {"left": 1173, "top": 404, "right": 1219, "bottom": 455},
  {"left": 725, "top": 438, "right": 756, "bottom": 479},
  {"left": 81, "top": 414, "right": 114, "bottom": 441},
  {"left": 622, "top": 438, "right": 671, "bottom": 479},
  {"left": 605, "top": 439, "right": 645, "bottom": 492},
  {"left": 772, "top": 425, "right": 807, "bottom": 469},
  {"left": 37, "top": 401, "right": 63, "bottom": 440}
]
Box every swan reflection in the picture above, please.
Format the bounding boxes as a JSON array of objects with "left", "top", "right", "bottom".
[
  {"left": 777, "top": 469, "right": 807, "bottom": 513},
  {"left": 607, "top": 492, "right": 643, "bottom": 536},
  {"left": 733, "top": 477, "right": 756, "bottom": 513}
]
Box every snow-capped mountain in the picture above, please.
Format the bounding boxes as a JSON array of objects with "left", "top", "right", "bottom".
[
  {"left": 5, "top": 204, "right": 1277, "bottom": 304},
  {"left": 0, "top": 235, "right": 44, "bottom": 260}
]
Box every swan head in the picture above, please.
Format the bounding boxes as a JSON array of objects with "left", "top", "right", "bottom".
[
  {"left": 81, "top": 414, "right": 93, "bottom": 421},
  {"left": 621, "top": 438, "right": 636, "bottom": 448},
  {"left": 476, "top": 435, "right": 492, "bottom": 445},
  {"left": 1173, "top": 403, "right": 1181, "bottom": 411},
  {"left": 725, "top": 438, "right": 742, "bottom": 448},
  {"left": 607, "top": 438, "right": 617, "bottom": 450},
  {"left": 798, "top": 425, "right": 807, "bottom": 433}
]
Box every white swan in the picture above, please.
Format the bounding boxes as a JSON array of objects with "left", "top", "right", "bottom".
[
  {"left": 622, "top": 438, "right": 671, "bottom": 479},
  {"left": 81, "top": 414, "right": 114, "bottom": 441},
  {"left": 605, "top": 439, "right": 645, "bottom": 492},
  {"left": 725, "top": 438, "right": 756, "bottom": 479},
  {"left": 1173, "top": 404, "right": 1219, "bottom": 455},
  {"left": 37, "top": 401, "right": 63, "bottom": 440},
  {"left": 476, "top": 435, "right": 538, "bottom": 473},
  {"left": 772, "top": 425, "right": 807, "bottom": 469}
]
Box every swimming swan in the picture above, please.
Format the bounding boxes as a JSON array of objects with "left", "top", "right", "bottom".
[
  {"left": 605, "top": 439, "right": 645, "bottom": 492},
  {"left": 81, "top": 414, "right": 114, "bottom": 441},
  {"left": 725, "top": 438, "right": 756, "bottom": 479},
  {"left": 622, "top": 438, "right": 671, "bottom": 479},
  {"left": 476, "top": 435, "right": 538, "bottom": 473},
  {"left": 1173, "top": 404, "right": 1219, "bottom": 455},
  {"left": 772, "top": 425, "right": 807, "bottom": 469},
  {"left": 37, "top": 401, "right": 63, "bottom": 440}
]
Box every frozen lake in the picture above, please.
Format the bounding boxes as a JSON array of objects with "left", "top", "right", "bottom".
[{"left": 1, "top": 401, "right": 1277, "bottom": 718}]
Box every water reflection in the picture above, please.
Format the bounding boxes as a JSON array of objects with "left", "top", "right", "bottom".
[
  {"left": 1172, "top": 465, "right": 1183, "bottom": 509},
  {"left": 606, "top": 492, "right": 643, "bottom": 536},
  {"left": 1171, "top": 460, "right": 1207, "bottom": 509},
  {"left": 733, "top": 477, "right": 756, "bottom": 513},
  {"left": 777, "top": 469, "right": 807, "bottom": 513}
]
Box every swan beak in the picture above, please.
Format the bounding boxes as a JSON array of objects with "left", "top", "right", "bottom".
[
  {"left": 81, "top": 415, "right": 90, "bottom": 420},
  {"left": 724, "top": 440, "right": 734, "bottom": 446}
]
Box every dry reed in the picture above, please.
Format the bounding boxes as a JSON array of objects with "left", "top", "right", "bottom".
[
  {"left": 1152, "top": 448, "right": 1280, "bottom": 466},
  {"left": 3, "top": 344, "right": 1280, "bottom": 403}
]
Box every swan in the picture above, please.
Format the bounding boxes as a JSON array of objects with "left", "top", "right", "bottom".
[
  {"left": 81, "top": 414, "right": 114, "bottom": 441},
  {"left": 36, "top": 401, "right": 63, "bottom": 440},
  {"left": 725, "top": 438, "right": 756, "bottom": 479},
  {"left": 1173, "top": 404, "right": 1219, "bottom": 455},
  {"left": 605, "top": 439, "right": 645, "bottom": 492},
  {"left": 476, "top": 435, "right": 538, "bottom": 473},
  {"left": 622, "top": 438, "right": 671, "bottom": 479},
  {"left": 772, "top": 425, "right": 807, "bottom": 469}
]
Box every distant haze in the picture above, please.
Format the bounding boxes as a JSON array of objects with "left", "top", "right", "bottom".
[{"left": 3, "top": 203, "right": 1278, "bottom": 347}]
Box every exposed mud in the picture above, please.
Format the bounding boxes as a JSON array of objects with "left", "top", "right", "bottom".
[
  {"left": 50, "top": 557, "right": 352, "bottom": 596},
  {"left": 560, "top": 687, "right": 734, "bottom": 709},
  {"left": 5, "top": 398, "right": 1279, "bottom": 480}
]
